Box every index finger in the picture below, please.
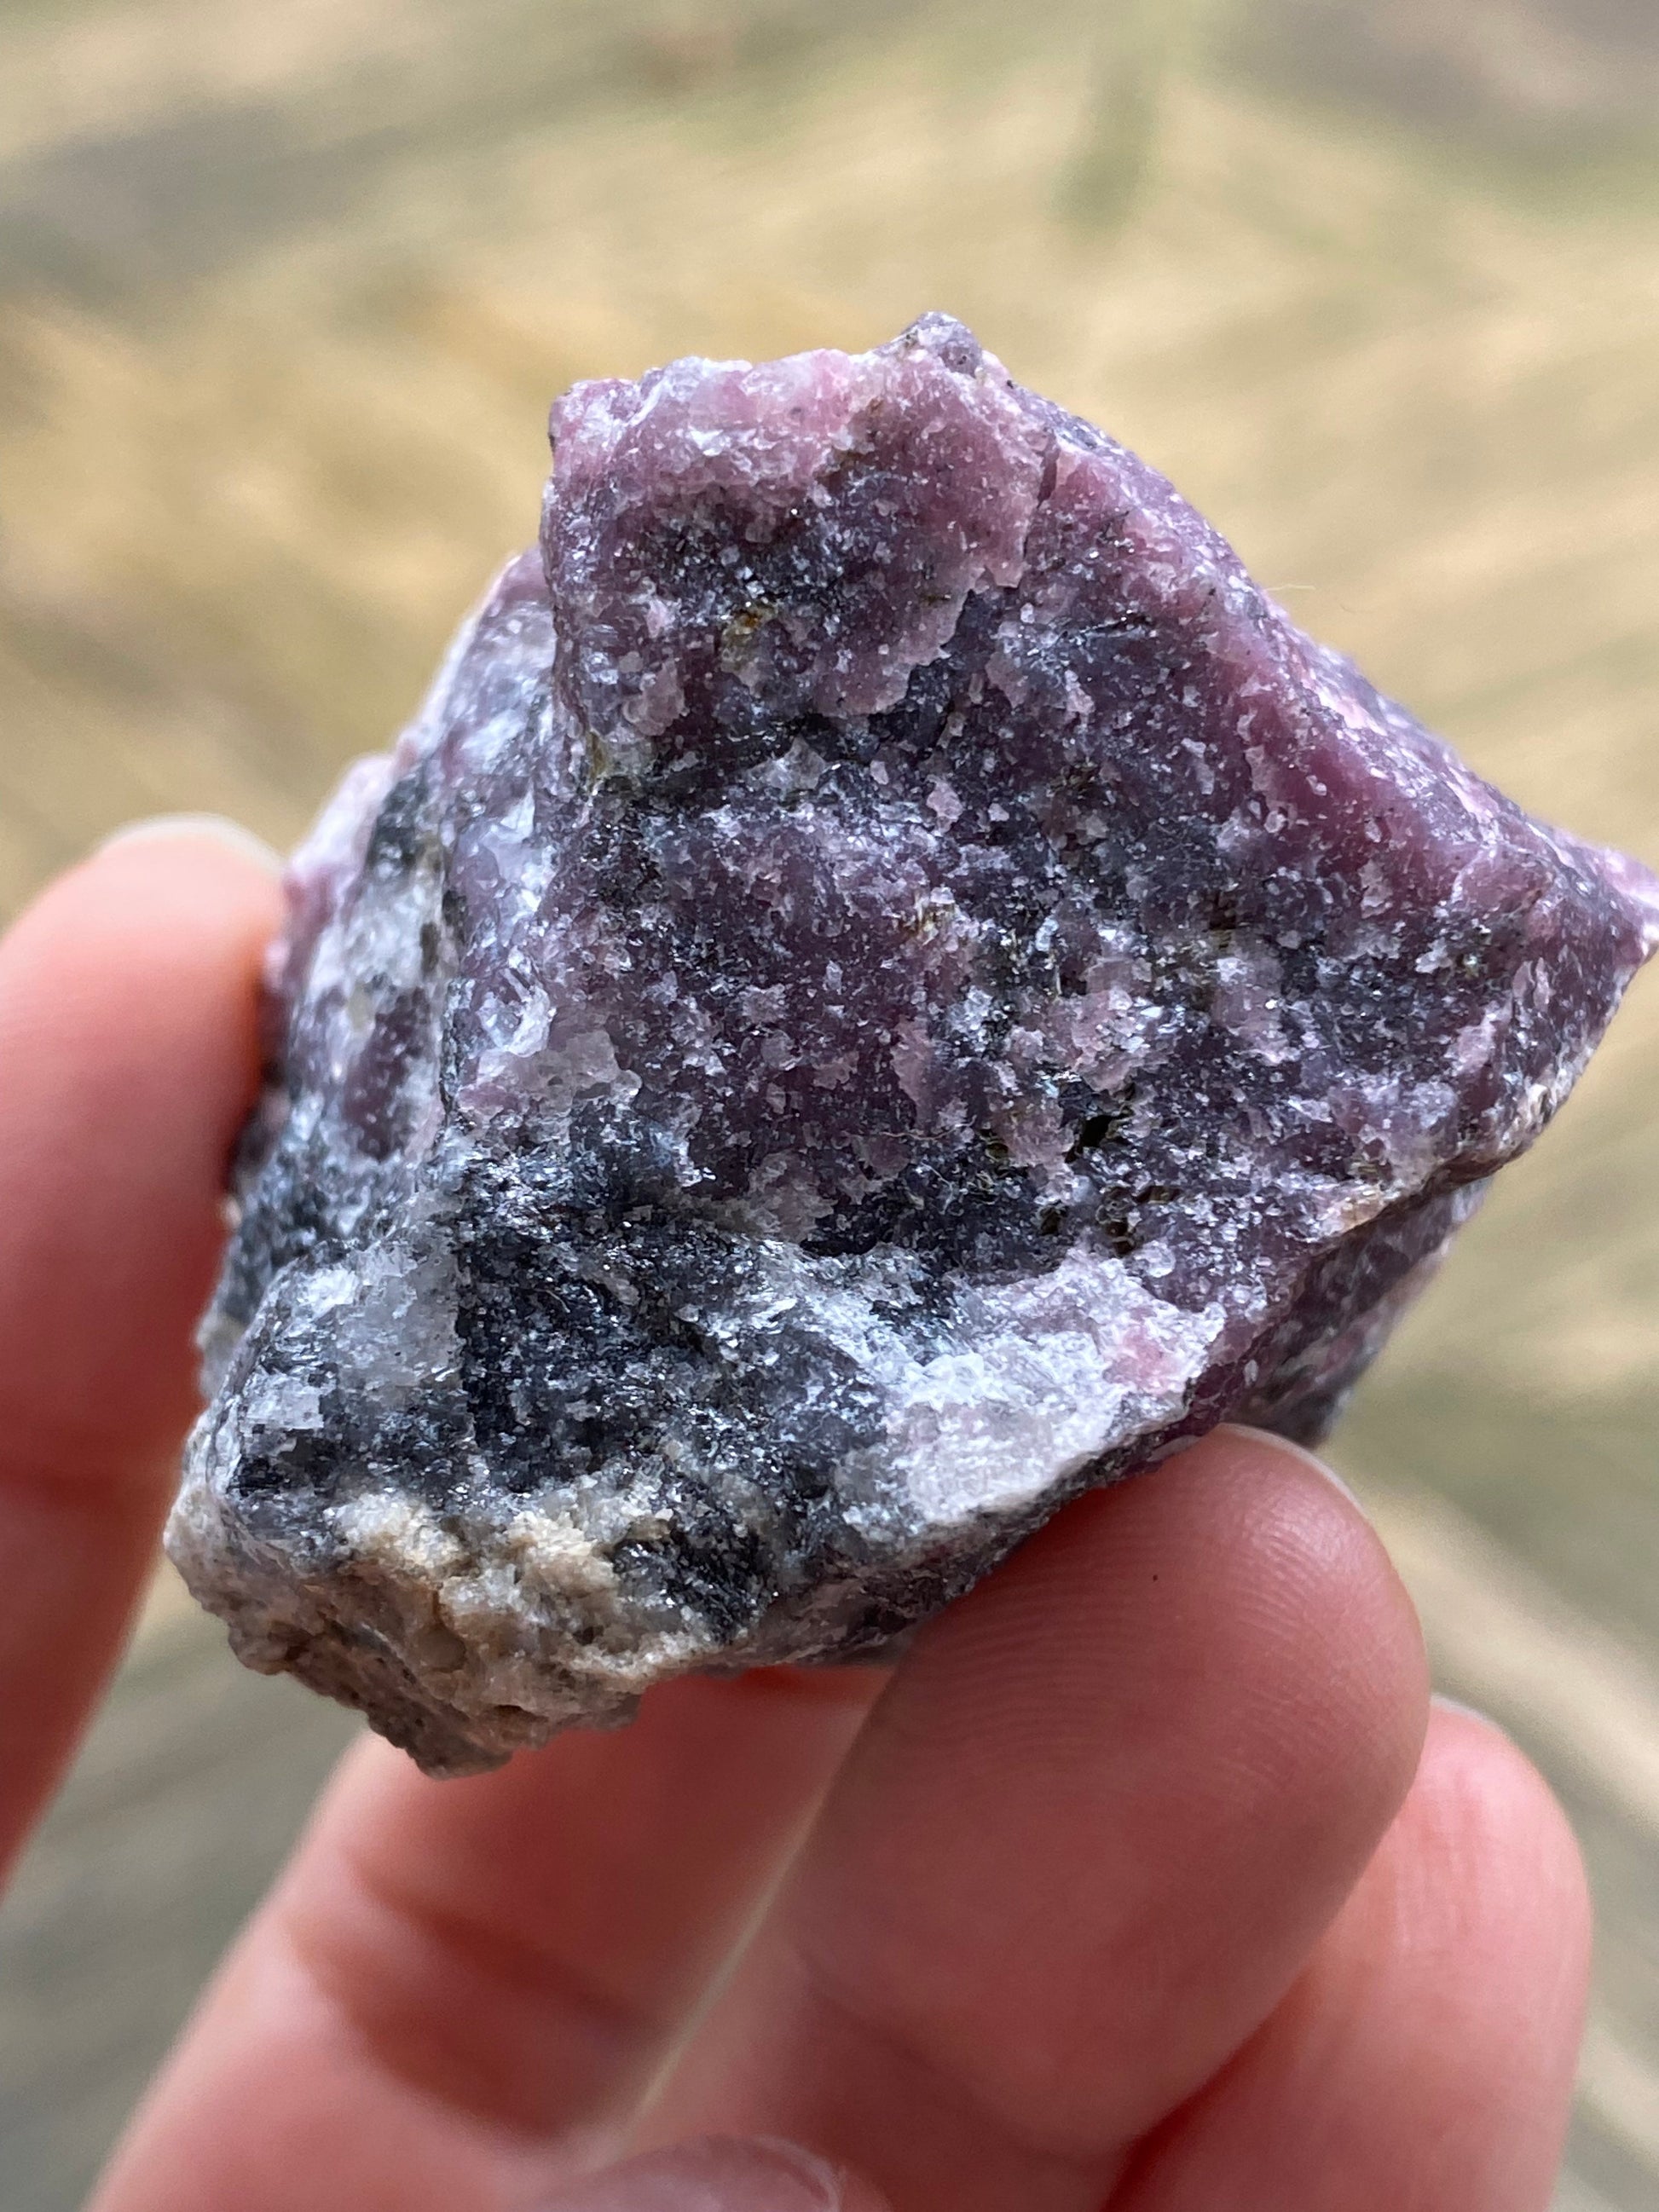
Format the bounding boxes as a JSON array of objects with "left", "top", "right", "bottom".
[{"left": 0, "top": 822, "right": 280, "bottom": 1876}]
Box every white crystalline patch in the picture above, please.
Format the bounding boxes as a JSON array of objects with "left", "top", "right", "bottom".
[
  {"left": 333, "top": 1490, "right": 465, "bottom": 1580},
  {"left": 242, "top": 1372, "right": 326, "bottom": 1433},
  {"left": 1452, "top": 1007, "right": 1500, "bottom": 1074},
  {"left": 1211, "top": 942, "right": 1294, "bottom": 1066},
  {"left": 885, "top": 1250, "right": 1224, "bottom": 1524},
  {"left": 1326, "top": 1068, "right": 1461, "bottom": 1188},
  {"left": 1044, "top": 955, "right": 1167, "bottom": 1092},
  {"left": 502, "top": 1507, "right": 621, "bottom": 1603},
  {"left": 1289, "top": 1170, "right": 1394, "bottom": 1242},
  {"left": 297, "top": 1263, "right": 361, "bottom": 1316},
  {"left": 926, "top": 777, "right": 963, "bottom": 827},
  {"left": 280, "top": 1233, "right": 465, "bottom": 1407},
  {"left": 719, "top": 1243, "right": 1222, "bottom": 1533},
  {"left": 309, "top": 863, "right": 437, "bottom": 1008}
]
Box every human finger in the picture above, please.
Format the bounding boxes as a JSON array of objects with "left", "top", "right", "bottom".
[
  {"left": 0, "top": 822, "right": 279, "bottom": 1875},
  {"left": 636, "top": 1428, "right": 1430, "bottom": 2212},
  {"left": 539, "top": 2135, "right": 892, "bottom": 2211},
  {"left": 1113, "top": 1700, "right": 1589, "bottom": 2211},
  {"left": 93, "top": 1665, "right": 882, "bottom": 2212}
]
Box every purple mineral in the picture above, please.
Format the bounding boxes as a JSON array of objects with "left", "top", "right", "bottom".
[{"left": 169, "top": 315, "right": 1659, "bottom": 1774}]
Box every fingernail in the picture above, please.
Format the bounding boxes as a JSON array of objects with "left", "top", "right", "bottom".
[
  {"left": 1217, "top": 1423, "right": 1367, "bottom": 1516},
  {"left": 540, "top": 2138, "right": 864, "bottom": 2211},
  {"left": 96, "top": 814, "right": 284, "bottom": 874},
  {"left": 1432, "top": 1691, "right": 1505, "bottom": 1735}
]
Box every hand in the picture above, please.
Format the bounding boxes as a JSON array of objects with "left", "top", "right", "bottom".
[{"left": 2, "top": 824, "right": 1588, "bottom": 2212}]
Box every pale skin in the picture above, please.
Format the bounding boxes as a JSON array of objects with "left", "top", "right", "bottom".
[{"left": 0, "top": 823, "right": 1590, "bottom": 2212}]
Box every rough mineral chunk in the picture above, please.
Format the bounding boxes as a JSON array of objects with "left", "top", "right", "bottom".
[{"left": 169, "top": 315, "right": 1659, "bottom": 1774}]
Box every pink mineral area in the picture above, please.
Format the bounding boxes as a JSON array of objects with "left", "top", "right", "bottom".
[{"left": 546, "top": 325, "right": 1051, "bottom": 733}]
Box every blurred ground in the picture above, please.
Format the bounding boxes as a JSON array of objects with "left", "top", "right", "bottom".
[{"left": 0, "top": 2, "right": 1656, "bottom": 2205}]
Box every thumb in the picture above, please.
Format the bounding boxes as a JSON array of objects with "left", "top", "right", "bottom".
[{"left": 541, "top": 2138, "right": 890, "bottom": 2212}]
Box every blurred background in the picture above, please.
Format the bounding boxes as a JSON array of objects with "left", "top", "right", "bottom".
[{"left": 1, "top": 0, "right": 1656, "bottom": 2203}]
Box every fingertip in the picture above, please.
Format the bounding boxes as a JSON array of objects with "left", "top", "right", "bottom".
[
  {"left": 1096, "top": 1419, "right": 1427, "bottom": 1724},
  {"left": 1344, "top": 1695, "right": 1592, "bottom": 2168},
  {"left": 1165, "top": 1422, "right": 1431, "bottom": 1761},
  {"left": 1103, "top": 1632, "right": 1591, "bottom": 2212},
  {"left": 1213, "top": 1420, "right": 1367, "bottom": 1513},
  {"left": 96, "top": 811, "right": 284, "bottom": 873},
  {"left": 1428, "top": 1690, "right": 1506, "bottom": 1736},
  {"left": 1307, "top": 1691, "right": 1588, "bottom": 2193},
  {"left": 723, "top": 1413, "right": 1439, "bottom": 2174},
  {"left": 0, "top": 825, "right": 283, "bottom": 1470},
  {"left": 1418, "top": 1696, "right": 1592, "bottom": 1981},
  {"left": 881, "top": 1416, "right": 1430, "bottom": 1834},
  {"left": 0, "top": 828, "right": 285, "bottom": 1863},
  {"left": 78, "top": 815, "right": 286, "bottom": 929},
  {"left": 540, "top": 2138, "right": 890, "bottom": 2211},
  {"left": 10, "top": 817, "right": 285, "bottom": 1039},
  {"left": 1171, "top": 1421, "right": 1371, "bottom": 1548}
]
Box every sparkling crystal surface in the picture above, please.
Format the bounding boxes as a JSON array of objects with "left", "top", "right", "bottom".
[{"left": 169, "top": 315, "right": 1659, "bottom": 1773}]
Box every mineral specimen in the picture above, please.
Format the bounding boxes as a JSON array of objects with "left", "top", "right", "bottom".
[{"left": 169, "top": 315, "right": 1659, "bottom": 1774}]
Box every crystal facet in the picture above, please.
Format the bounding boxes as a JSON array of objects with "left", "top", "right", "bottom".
[{"left": 169, "top": 316, "right": 1659, "bottom": 1774}]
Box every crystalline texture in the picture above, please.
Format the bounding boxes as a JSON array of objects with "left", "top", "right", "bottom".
[{"left": 169, "top": 315, "right": 1659, "bottom": 1774}]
